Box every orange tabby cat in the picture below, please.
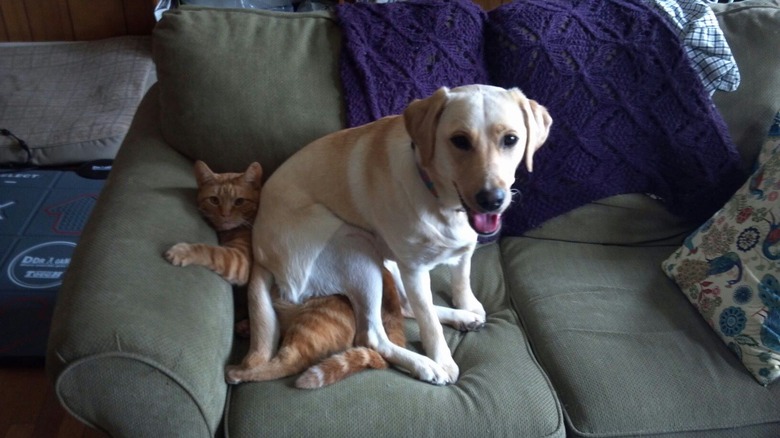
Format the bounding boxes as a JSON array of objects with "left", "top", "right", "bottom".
[
  {"left": 165, "top": 160, "right": 406, "bottom": 389},
  {"left": 165, "top": 160, "right": 261, "bottom": 284}
]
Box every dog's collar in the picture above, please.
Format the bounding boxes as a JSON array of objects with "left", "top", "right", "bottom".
[{"left": 412, "top": 142, "right": 439, "bottom": 199}]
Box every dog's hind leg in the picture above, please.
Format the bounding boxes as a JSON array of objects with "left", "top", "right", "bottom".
[
  {"left": 386, "top": 259, "right": 485, "bottom": 333},
  {"left": 225, "top": 263, "right": 279, "bottom": 384},
  {"left": 319, "top": 228, "right": 454, "bottom": 385}
]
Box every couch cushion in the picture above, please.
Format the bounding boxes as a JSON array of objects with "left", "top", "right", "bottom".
[
  {"left": 153, "top": 8, "right": 344, "bottom": 175},
  {"left": 662, "top": 111, "right": 780, "bottom": 386},
  {"left": 0, "top": 37, "right": 154, "bottom": 166},
  {"left": 226, "top": 243, "right": 565, "bottom": 438},
  {"left": 712, "top": 0, "right": 780, "bottom": 170},
  {"left": 502, "top": 237, "right": 780, "bottom": 436},
  {"left": 523, "top": 194, "right": 697, "bottom": 246}
]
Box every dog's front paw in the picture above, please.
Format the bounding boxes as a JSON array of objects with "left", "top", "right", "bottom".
[
  {"left": 453, "top": 292, "right": 486, "bottom": 319},
  {"left": 440, "top": 308, "right": 486, "bottom": 332},
  {"left": 408, "top": 354, "right": 459, "bottom": 386},
  {"left": 439, "top": 356, "right": 460, "bottom": 383},
  {"left": 412, "top": 360, "right": 455, "bottom": 386},
  {"left": 164, "top": 243, "right": 194, "bottom": 267},
  {"left": 456, "top": 312, "right": 486, "bottom": 332}
]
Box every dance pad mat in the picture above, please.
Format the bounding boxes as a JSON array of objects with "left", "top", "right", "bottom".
[{"left": 0, "top": 166, "right": 106, "bottom": 357}]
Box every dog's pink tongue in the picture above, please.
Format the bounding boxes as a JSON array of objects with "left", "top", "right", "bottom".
[{"left": 472, "top": 213, "right": 501, "bottom": 235}]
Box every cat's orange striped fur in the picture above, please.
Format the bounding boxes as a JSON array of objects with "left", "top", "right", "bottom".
[{"left": 165, "top": 160, "right": 406, "bottom": 388}]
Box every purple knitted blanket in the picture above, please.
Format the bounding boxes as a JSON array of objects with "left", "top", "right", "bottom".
[
  {"left": 337, "top": 0, "right": 745, "bottom": 236},
  {"left": 337, "top": 0, "right": 488, "bottom": 127}
]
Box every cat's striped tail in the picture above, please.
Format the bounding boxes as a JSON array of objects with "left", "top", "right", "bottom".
[{"left": 295, "top": 347, "right": 387, "bottom": 389}]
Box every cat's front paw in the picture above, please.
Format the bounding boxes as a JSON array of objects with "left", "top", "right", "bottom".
[{"left": 164, "top": 243, "right": 194, "bottom": 267}]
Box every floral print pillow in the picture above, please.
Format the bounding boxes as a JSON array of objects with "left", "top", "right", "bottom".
[{"left": 662, "top": 110, "right": 780, "bottom": 385}]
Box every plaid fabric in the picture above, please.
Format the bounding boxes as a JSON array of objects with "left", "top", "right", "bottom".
[
  {"left": 649, "top": 0, "right": 740, "bottom": 95},
  {"left": 0, "top": 37, "right": 154, "bottom": 166}
]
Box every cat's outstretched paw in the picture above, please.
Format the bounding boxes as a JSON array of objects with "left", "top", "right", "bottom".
[{"left": 164, "top": 243, "right": 194, "bottom": 267}]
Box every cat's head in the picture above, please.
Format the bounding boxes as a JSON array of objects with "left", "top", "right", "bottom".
[{"left": 193, "top": 160, "right": 263, "bottom": 231}]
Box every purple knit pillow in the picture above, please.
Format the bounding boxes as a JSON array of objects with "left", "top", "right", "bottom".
[
  {"left": 486, "top": 0, "right": 745, "bottom": 236},
  {"left": 336, "top": 0, "right": 488, "bottom": 127}
]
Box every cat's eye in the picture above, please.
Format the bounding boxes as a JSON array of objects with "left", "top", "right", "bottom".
[
  {"left": 450, "top": 135, "right": 472, "bottom": 151},
  {"left": 502, "top": 134, "right": 519, "bottom": 148},
  {"left": 234, "top": 198, "right": 245, "bottom": 207},
  {"left": 208, "top": 196, "right": 220, "bottom": 205}
]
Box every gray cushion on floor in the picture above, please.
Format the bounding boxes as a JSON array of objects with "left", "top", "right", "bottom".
[
  {"left": 501, "top": 237, "right": 780, "bottom": 437},
  {"left": 0, "top": 37, "right": 154, "bottom": 166}
]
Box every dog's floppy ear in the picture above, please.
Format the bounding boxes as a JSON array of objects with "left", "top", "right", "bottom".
[
  {"left": 404, "top": 87, "right": 450, "bottom": 167},
  {"left": 510, "top": 88, "right": 552, "bottom": 173}
]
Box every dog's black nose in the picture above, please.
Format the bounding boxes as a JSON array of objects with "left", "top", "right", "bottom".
[{"left": 476, "top": 188, "right": 505, "bottom": 212}]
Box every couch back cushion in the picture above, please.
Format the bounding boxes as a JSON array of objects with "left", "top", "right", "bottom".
[
  {"left": 153, "top": 8, "right": 344, "bottom": 175},
  {"left": 712, "top": 0, "right": 780, "bottom": 170}
]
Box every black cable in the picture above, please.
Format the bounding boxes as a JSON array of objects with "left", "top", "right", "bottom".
[{"left": 1, "top": 128, "right": 35, "bottom": 171}]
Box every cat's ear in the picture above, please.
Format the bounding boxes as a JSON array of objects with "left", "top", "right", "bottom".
[
  {"left": 245, "top": 162, "right": 263, "bottom": 189},
  {"left": 194, "top": 160, "right": 216, "bottom": 185}
]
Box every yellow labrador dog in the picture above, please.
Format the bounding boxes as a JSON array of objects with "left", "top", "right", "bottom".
[{"left": 227, "top": 84, "right": 551, "bottom": 385}]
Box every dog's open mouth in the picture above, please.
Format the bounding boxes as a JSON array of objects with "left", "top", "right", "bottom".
[
  {"left": 466, "top": 207, "right": 502, "bottom": 236},
  {"left": 449, "top": 181, "right": 506, "bottom": 237},
  {"left": 456, "top": 188, "right": 502, "bottom": 236}
]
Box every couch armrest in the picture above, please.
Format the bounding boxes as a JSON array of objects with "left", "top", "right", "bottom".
[{"left": 46, "top": 85, "right": 234, "bottom": 437}]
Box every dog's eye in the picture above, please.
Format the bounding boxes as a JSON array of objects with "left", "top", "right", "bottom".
[
  {"left": 503, "top": 134, "right": 519, "bottom": 148},
  {"left": 450, "top": 135, "right": 472, "bottom": 151}
]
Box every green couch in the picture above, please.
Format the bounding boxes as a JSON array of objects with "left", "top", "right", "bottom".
[{"left": 47, "top": 1, "right": 780, "bottom": 436}]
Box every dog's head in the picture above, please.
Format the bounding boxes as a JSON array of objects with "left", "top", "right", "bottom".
[{"left": 404, "top": 85, "right": 552, "bottom": 237}]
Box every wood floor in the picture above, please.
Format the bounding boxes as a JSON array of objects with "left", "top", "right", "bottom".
[{"left": 0, "top": 359, "right": 107, "bottom": 438}]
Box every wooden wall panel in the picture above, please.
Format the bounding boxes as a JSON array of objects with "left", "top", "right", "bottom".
[
  {"left": 0, "top": 7, "right": 8, "bottom": 41},
  {"left": 68, "top": 0, "right": 127, "bottom": 40},
  {"left": 0, "top": 0, "right": 33, "bottom": 41},
  {"left": 0, "top": 0, "right": 156, "bottom": 42},
  {"left": 123, "top": 0, "right": 157, "bottom": 35},
  {"left": 24, "top": 0, "right": 74, "bottom": 41}
]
